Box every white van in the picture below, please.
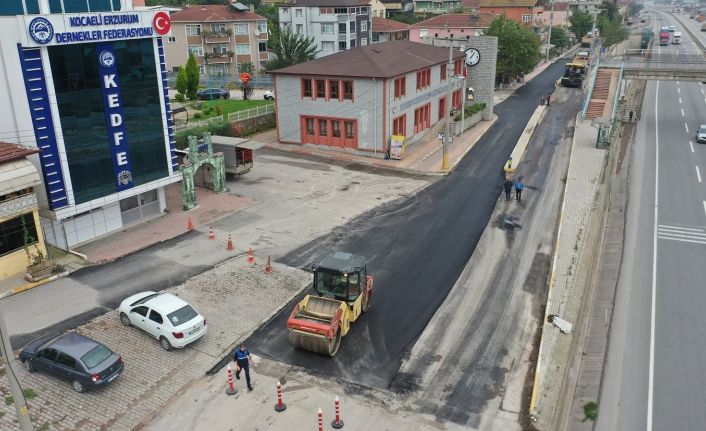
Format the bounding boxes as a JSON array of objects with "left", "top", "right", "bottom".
[{"left": 672, "top": 31, "right": 682, "bottom": 44}]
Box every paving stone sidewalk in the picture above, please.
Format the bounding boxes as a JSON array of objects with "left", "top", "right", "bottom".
[{"left": 0, "top": 255, "right": 309, "bottom": 431}]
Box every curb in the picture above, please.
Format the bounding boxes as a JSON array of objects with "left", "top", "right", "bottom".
[
  {"left": 509, "top": 106, "right": 547, "bottom": 169},
  {"left": 0, "top": 271, "right": 69, "bottom": 300}
]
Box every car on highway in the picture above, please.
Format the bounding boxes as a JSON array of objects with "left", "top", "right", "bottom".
[
  {"left": 668, "top": 25, "right": 675, "bottom": 32},
  {"left": 263, "top": 89, "right": 275, "bottom": 100},
  {"left": 118, "top": 291, "right": 207, "bottom": 351},
  {"left": 696, "top": 125, "right": 706, "bottom": 144},
  {"left": 19, "top": 332, "right": 123, "bottom": 393},
  {"left": 196, "top": 88, "right": 230, "bottom": 100}
]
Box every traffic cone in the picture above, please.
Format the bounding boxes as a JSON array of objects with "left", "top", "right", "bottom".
[
  {"left": 226, "top": 234, "right": 234, "bottom": 251},
  {"left": 187, "top": 216, "right": 195, "bottom": 231},
  {"left": 264, "top": 256, "right": 272, "bottom": 274},
  {"left": 332, "top": 396, "right": 344, "bottom": 429},
  {"left": 247, "top": 248, "right": 255, "bottom": 265},
  {"left": 208, "top": 226, "right": 215, "bottom": 240}
]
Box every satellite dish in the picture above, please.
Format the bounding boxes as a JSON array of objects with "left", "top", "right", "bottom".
[{"left": 254, "top": 29, "right": 261, "bottom": 36}]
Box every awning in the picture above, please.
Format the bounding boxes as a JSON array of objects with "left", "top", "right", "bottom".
[
  {"left": 210, "top": 136, "right": 265, "bottom": 150},
  {"left": 0, "top": 159, "right": 41, "bottom": 195}
]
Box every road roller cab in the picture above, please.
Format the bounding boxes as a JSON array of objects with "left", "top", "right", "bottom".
[{"left": 287, "top": 251, "right": 373, "bottom": 356}]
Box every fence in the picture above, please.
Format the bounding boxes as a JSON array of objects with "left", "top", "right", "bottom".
[
  {"left": 174, "top": 103, "right": 275, "bottom": 132},
  {"left": 167, "top": 73, "right": 273, "bottom": 90}
]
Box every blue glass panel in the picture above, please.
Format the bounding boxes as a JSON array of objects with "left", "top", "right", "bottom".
[
  {"left": 88, "top": 0, "right": 112, "bottom": 12},
  {"left": 48, "top": 0, "right": 63, "bottom": 13},
  {"left": 63, "top": 0, "right": 90, "bottom": 13},
  {"left": 0, "top": 0, "right": 25, "bottom": 15}
]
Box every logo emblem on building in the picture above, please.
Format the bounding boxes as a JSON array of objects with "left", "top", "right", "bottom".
[
  {"left": 98, "top": 50, "right": 116, "bottom": 68},
  {"left": 117, "top": 170, "right": 133, "bottom": 186},
  {"left": 28, "top": 17, "right": 54, "bottom": 44},
  {"left": 152, "top": 12, "right": 171, "bottom": 35}
]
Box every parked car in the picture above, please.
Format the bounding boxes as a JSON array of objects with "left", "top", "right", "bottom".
[
  {"left": 197, "top": 88, "right": 230, "bottom": 100},
  {"left": 19, "top": 332, "right": 123, "bottom": 393},
  {"left": 696, "top": 124, "right": 706, "bottom": 144},
  {"left": 263, "top": 90, "right": 275, "bottom": 100},
  {"left": 118, "top": 291, "right": 207, "bottom": 351}
]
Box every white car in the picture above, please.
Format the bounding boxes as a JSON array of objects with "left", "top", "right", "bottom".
[
  {"left": 263, "top": 90, "right": 274, "bottom": 100},
  {"left": 118, "top": 291, "right": 207, "bottom": 351},
  {"left": 696, "top": 125, "right": 706, "bottom": 144}
]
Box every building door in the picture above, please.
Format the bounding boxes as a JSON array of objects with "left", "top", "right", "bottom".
[{"left": 343, "top": 121, "right": 357, "bottom": 148}]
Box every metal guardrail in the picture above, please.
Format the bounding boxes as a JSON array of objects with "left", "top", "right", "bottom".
[
  {"left": 174, "top": 103, "right": 274, "bottom": 132},
  {"left": 580, "top": 56, "right": 601, "bottom": 122}
]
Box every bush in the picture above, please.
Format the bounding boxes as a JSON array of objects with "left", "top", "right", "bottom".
[
  {"left": 192, "top": 112, "right": 202, "bottom": 119},
  {"left": 174, "top": 93, "right": 186, "bottom": 103},
  {"left": 175, "top": 121, "right": 233, "bottom": 150},
  {"left": 215, "top": 105, "right": 223, "bottom": 116},
  {"left": 454, "top": 102, "right": 486, "bottom": 121}
]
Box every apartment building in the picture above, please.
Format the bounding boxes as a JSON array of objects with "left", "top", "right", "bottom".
[
  {"left": 479, "top": 0, "right": 543, "bottom": 26},
  {"left": 278, "top": 0, "right": 372, "bottom": 58},
  {"left": 409, "top": 13, "right": 494, "bottom": 42},
  {"left": 371, "top": 16, "right": 409, "bottom": 43},
  {"left": 165, "top": 3, "right": 269, "bottom": 76}
]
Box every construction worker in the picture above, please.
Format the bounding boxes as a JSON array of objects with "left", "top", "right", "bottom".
[
  {"left": 503, "top": 178, "right": 514, "bottom": 201},
  {"left": 233, "top": 343, "right": 254, "bottom": 391}
]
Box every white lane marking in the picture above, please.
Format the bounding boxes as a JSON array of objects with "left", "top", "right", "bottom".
[
  {"left": 704, "top": 201, "right": 706, "bottom": 217},
  {"left": 690, "top": 141, "right": 695, "bottom": 153},
  {"left": 678, "top": 87, "right": 681, "bottom": 94},
  {"left": 648, "top": 81, "right": 659, "bottom": 431},
  {"left": 681, "top": 108, "right": 685, "bottom": 117},
  {"left": 679, "top": 97, "right": 683, "bottom": 104},
  {"left": 658, "top": 235, "right": 706, "bottom": 245},
  {"left": 697, "top": 166, "right": 702, "bottom": 183},
  {"left": 702, "top": 88, "right": 705, "bottom": 95},
  {"left": 658, "top": 230, "right": 706, "bottom": 239},
  {"left": 658, "top": 224, "right": 705, "bottom": 232},
  {"left": 685, "top": 123, "right": 689, "bottom": 133}
]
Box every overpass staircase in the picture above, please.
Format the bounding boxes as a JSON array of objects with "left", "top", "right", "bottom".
[{"left": 585, "top": 69, "right": 616, "bottom": 120}]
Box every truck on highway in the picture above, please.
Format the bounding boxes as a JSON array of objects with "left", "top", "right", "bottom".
[
  {"left": 581, "top": 34, "right": 593, "bottom": 47},
  {"left": 659, "top": 30, "right": 670, "bottom": 45},
  {"left": 702, "top": 22, "right": 706, "bottom": 31},
  {"left": 641, "top": 28, "right": 653, "bottom": 49},
  {"left": 672, "top": 31, "right": 682, "bottom": 43}
]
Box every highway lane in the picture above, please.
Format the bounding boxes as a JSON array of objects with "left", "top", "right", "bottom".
[{"left": 597, "top": 37, "right": 706, "bottom": 431}]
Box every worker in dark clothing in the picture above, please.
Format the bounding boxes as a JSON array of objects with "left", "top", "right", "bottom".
[
  {"left": 515, "top": 178, "right": 525, "bottom": 201},
  {"left": 503, "top": 178, "right": 514, "bottom": 201},
  {"left": 233, "top": 343, "right": 254, "bottom": 391},
  {"left": 546, "top": 94, "right": 551, "bottom": 106}
]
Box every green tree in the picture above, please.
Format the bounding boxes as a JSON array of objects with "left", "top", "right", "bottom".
[
  {"left": 485, "top": 15, "right": 541, "bottom": 83},
  {"left": 185, "top": 52, "right": 200, "bottom": 100},
  {"left": 569, "top": 10, "right": 594, "bottom": 39},
  {"left": 549, "top": 26, "right": 570, "bottom": 49},
  {"left": 264, "top": 26, "right": 318, "bottom": 71},
  {"left": 238, "top": 62, "right": 255, "bottom": 75},
  {"left": 627, "top": 4, "right": 643, "bottom": 17},
  {"left": 598, "top": 17, "right": 629, "bottom": 47},
  {"left": 175, "top": 66, "right": 188, "bottom": 96},
  {"left": 598, "top": 0, "right": 620, "bottom": 23}
]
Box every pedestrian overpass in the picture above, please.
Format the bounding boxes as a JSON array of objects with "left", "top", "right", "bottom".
[{"left": 600, "top": 49, "right": 706, "bottom": 81}]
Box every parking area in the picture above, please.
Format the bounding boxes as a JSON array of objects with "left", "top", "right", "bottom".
[{"left": 0, "top": 256, "right": 310, "bottom": 430}]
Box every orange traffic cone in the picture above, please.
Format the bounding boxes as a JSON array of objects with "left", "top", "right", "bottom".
[
  {"left": 226, "top": 234, "right": 234, "bottom": 251},
  {"left": 208, "top": 226, "right": 215, "bottom": 240},
  {"left": 187, "top": 216, "right": 195, "bottom": 232},
  {"left": 264, "top": 256, "right": 272, "bottom": 274},
  {"left": 247, "top": 248, "right": 255, "bottom": 265}
]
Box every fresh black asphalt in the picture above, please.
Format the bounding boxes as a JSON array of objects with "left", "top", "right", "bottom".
[{"left": 248, "top": 60, "right": 567, "bottom": 390}]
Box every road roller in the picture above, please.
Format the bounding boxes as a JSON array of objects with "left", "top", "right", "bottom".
[{"left": 287, "top": 251, "right": 373, "bottom": 356}]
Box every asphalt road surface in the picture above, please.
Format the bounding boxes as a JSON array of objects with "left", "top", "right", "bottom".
[
  {"left": 249, "top": 60, "right": 567, "bottom": 404},
  {"left": 598, "top": 15, "right": 706, "bottom": 430}
]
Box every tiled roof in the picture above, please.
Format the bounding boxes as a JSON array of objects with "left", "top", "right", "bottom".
[
  {"left": 480, "top": 0, "right": 538, "bottom": 7},
  {"left": 270, "top": 40, "right": 463, "bottom": 78},
  {"left": 462, "top": 0, "right": 481, "bottom": 8},
  {"left": 0, "top": 142, "right": 39, "bottom": 164},
  {"left": 280, "top": 0, "right": 370, "bottom": 6},
  {"left": 170, "top": 5, "right": 264, "bottom": 22},
  {"left": 410, "top": 13, "right": 495, "bottom": 29},
  {"left": 372, "top": 17, "right": 409, "bottom": 33}
]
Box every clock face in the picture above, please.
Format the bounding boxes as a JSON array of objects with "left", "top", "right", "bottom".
[{"left": 465, "top": 48, "right": 480, "bottom": 66}]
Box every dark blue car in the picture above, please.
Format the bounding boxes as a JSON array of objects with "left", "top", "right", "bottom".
[
  {"left": 19, "top": 332, "right": 123, "bottom": 393},
  {"left": 197, "top": 88, "right": 230, "bottom": 100}
]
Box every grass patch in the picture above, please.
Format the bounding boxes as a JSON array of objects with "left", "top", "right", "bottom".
[
  {"left": 5, "top": 389, "right": 38, "bottom": 406},
  {"left": 197, "top": 99, "right": 272, "bottom": 120},
  {"left": 5, "top": 396, "right": 13, "bottom": 406},
  {"left": 37, "top": 423, "right": 49, "bottom": 431},
  {"left": 583, "top": 401, "right": 598, "bottom": 422}
]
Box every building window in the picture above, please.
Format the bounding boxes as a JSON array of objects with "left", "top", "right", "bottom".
[
  {"left": 316, "top": 79, "right": 326, "bottom": 98},
  {"left": 319, "top": 119, "right": 328, "bottom": 136},
  {"left": 322, "top": 41, "right": 335, "bottom": 50},
  {"left": 212, "top": 44, "right": 228, "bottom": 54},
  {"left": 394, "top": 76, "right": 406, "bottom": 98},
  {"left": 0, "top": 213, "right": 37, "bottom": 257},
  {"left": 438, "top": 97, "right": 446, "bottom": 120},
  {"left": 257, "top": 21, "right": 268, "bottom": 33},
  {"left": 393, "top": 115, "right": 406, "bottom": 136},
  {"left": 339, "top": 23, "right": 347, "bottom": 34},
  {"left": 199, "top": 65, "right": 205, "bottom": 75},
  {"left": 361, "top": 38, "right": 368, "bottom": 46},
  {"left": 210, "top": 23, "right": 226, "bottom": 33},
  {"left": 188, "top": 45, "right": 203, "bottom": 56},
  {"left": 259, "top": 42, "right": 268, "bottom": 52},
  {"left": 441, "top": 64, "right": 447, "bottom": 81},
  {"left": 295, "top": 8, "right": 303, "bottom": 17},
  {"left": 452, "top": 89, "right": 462, "bottom": 109},
  {"left": 350, "top": 39, "right": 356, "bottom": 48},
  {"left": 345, "top": 121, "right": 354, "bottom": 139},
  {"left": 522, "top": 14, "right": 531, "bottom": 22},
  {"left": 416, "top": 69, "right": 431, "bottom": 90},
  {"left": 186, "top": 25, "right": 201, "bottom": 36},
  {"left": 322, "top": 23, "right": 335, "bottom": 34},
  {"left": 234, "top": 23, "right": 248, "bottom": 35},
  {"left": 320, "top": 7, "right": 333, "bottom": 14},
  {"left": 302, "top": 79, "right": 312, "bottom": 98},
  {"left": 281, "top": 7, "right": 289, "bottom": 14},
  {"left": 332, "top": 120, "right": 341, "bottom": 137},
  {"left": 296, "top": 24, "right": 304, "bottom": 34},
  {"left": 329, "top": 80, "right": 339, "bottom": 99},
  {"left": 236, "top": 43, "right": 251, "bottom": 55},
  {"left": 306, "top": 118, "right": 314, "bottom": 135},
  {"left": 334, "top": 7, "right": 347, "bottom": 14},
  {"left": 454, "top": 58, "right": 463, "bottom": 75},
  {"left": 413, "top": 103, "right": 431, "bottom": 134},
  {"left": 167, "top": 36, "right": 176, "bottom": 43},
  {"left": 350, "top": 21, "right": 356, "bottom": 32},
  {"left": 339, "top": 41, "right": 347, "bottom": 50},
  {"left": 372, "top": 32, "right": 379, "bottom": 42},
  {"left": 361, "top": 21, "right": 368, "bottom": 32},
  {"left": 343, "top": 81, "right": 353, "bottom": 100}
]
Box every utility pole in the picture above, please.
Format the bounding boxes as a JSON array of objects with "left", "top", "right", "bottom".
[
  {"left": 0, "top": 311, "right": 33, "bottom": 431},
  {"left": 545, "top": 0, "right": 555, "bottom": 62},
  {"left": 444, "top": 40, "right": 453, "bottom": 171}
]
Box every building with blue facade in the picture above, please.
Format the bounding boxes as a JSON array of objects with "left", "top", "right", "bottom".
[{"left": 0, "top": 0, "right": 181, "bottom": 248}]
